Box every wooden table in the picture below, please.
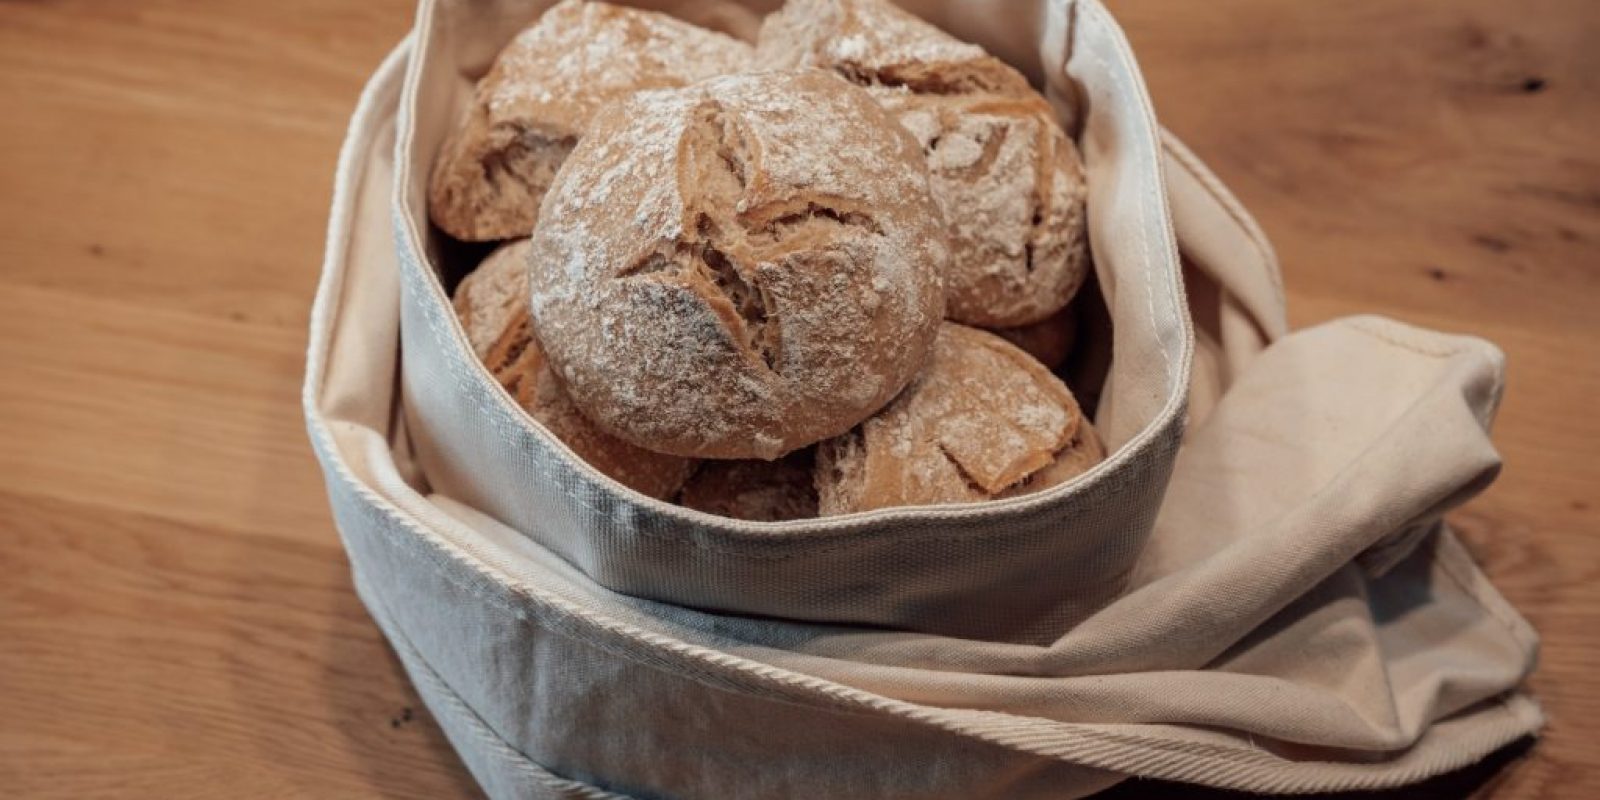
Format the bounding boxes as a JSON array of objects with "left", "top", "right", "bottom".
[{"left": 2, "top": 1, "right": 1594, "bottom": 796}]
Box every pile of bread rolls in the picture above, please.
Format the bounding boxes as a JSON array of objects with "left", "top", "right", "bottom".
[{"left": 435, "top": 0, "right": 1104, "bottom": 521}]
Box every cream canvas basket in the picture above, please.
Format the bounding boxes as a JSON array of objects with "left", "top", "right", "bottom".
[{"left": 305, "top": 1, "right": 1543, "bottom": 796}]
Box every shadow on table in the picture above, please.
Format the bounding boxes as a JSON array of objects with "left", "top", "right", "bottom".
[{"left": 1090, "top": 736, "right": 1536, "bottom": 799}]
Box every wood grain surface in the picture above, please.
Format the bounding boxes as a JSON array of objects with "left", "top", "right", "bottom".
[{"left": 0, "top": 0, "right": 1594, "bottom": 797}]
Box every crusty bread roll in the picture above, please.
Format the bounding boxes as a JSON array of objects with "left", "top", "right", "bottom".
[
  {"left": 529, "top": 70, "right": 949, "bottom": 461},
  {"left": 455, "top": 241, "right": 695, "bottom": 500},
  {"left": 990, "top": 302, "right": 1078, "bottom": 371},
  {"left": 756, "top": 0, "right": 1090, "bottom": 327},
  {"left": 676, "top": 450, "right": 819, "bottom": 522},
  {"left": 428, "top": 0, "right": 752, "bottom": 241},
  {"left": 815, "top": 323, "right": 1103, "bottom": 515},
  {"left": 452, "top": 238, "right": 531, "bottom": 358},
  {"left": 1001, "top": 421, "right": 1105, "bottom": 499}
]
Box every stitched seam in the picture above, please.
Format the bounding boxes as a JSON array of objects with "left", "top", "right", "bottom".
[
  {"left": 1080, "top": 2, "right": 1172, "bottom": 390},
  {"left": 1345, "top": 318, "right": 1507, "bottom": 417},
  {"left": 1347, "top": 319, "right": 1467, "bottom": 359},
  {"left": 543, "top": 475, "right": 1144, "bottom": 559}
]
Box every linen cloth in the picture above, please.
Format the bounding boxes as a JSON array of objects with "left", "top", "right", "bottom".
[{"left": 305, "top": 2, "right": 1541, "bottom": 796}]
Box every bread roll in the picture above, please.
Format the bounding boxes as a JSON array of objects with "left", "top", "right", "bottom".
[
  {"left": 452, "top": 238, "right": 531, "bottom": 358},
  {"left": 428, "top": 0, "right": 751, "bottom": 241},
  {"left": 529, "top": 70, "right": 948, "bottom": 460},
  {"left": 815, "top": 323, "right": 1103, "bottom": 515},
  {"left": 455, "top": 241, "right": 695, "bottom": 500},
  {"left": 999, "top": 421, "right": 1105, "bottom": 499},
  {"left": 677, "top": 450, "right": 819, "bottom": 522},
  {"left": 756, "top": 0, "right": 1090, "bottom": 326}
]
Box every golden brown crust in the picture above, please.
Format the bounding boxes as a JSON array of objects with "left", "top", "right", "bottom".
[
  {"left": 814, "top": 323, "right": 1103, "bottom": 515},
  {"left": 529, "top": 70, "right": 948, "bottom": 461},
  {"left": 427, "top": 0, "right": 752, "bottom": 241},
  {"left": 757, "top": 0, "right": 1091, "bottom": 326},
  {"left": 997, "top": 418, "right": 1106, "bottom": 499},
  {"left": 990, "top": 302, "right": 1079, "bottom": 371},
  {"left": 483, "top": 307, "right": 696, "bottom": 500},
  {"left": 455, "top": 242, "right": 694, "bottom": 500},
  {"left": 676, "top": 450, "right": 819, "bottom": 522}
]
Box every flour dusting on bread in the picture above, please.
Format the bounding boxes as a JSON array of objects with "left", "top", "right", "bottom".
[
  {"left": 816, "top": 323, "right": 1102, "bottom": 514},
  {"left": 429, "top": 0, "right": 751, "bottom": 241},
  {"left": 757, "top": 0, "right": 1091, "bottom": 327},
  {"left": 529, "top": 70, "right": 948, "bottom": 460}
]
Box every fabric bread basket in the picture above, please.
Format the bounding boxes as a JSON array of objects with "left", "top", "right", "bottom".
[{"left": 305, "top": 0, "right": 1543, "bottom": 796}]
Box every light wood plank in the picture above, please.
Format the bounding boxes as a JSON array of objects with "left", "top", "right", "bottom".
[
  {"left": 0, "top": 283, "right": 332, "bottom": 542},
  {"left": 0, "top": 490, "right": 478, "bottom": 799}
]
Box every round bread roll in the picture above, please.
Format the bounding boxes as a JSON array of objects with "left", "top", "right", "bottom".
[
  {"left": 529, "top": 70, "right": 949, "bottom": 461},
  {"left": 676, "top": 450, "right": 819, "bottom": 522},
  {"left": 815, "top": 323, "right": 1104, "bottom": 515},
  {"left": 1003, "top": 421, "right": 1106, "bottom": 499},
  {"left": 455, "top": 242, "right": 695, "bottom": 500},
  {"left": 990, "top": 302, "right": 1079, "bottom": 371},
  {"left": 452, "top": 239, "right": 532, "bottom": 358},
  {"left": 756, "top": 0, "right": 1091, "bottom": 327},
  {"left": 428, "top": 0, "right": 751, "bottom": 241}
]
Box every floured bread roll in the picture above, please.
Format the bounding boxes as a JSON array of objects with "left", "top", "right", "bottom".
[
  {"left": 452, "top": 239, "right": 531, "bottom": 358},
  {"left": 529, "top": 70, "right": 948, "bottom": 460},
  {"left": 815, "top": 323, "right": 1104, "bottom": 515},
  {"left": 455, "top": 241, "right": 695, "bottom": 500},
  {"left": 428, "top": 0, "right": 752, "bottom": 241},
  {"left": 991, "top": 302, "right": 1079, "bottom": 371},
  {"left": 677, "top": 450, "right": 819, "bottom": 522},
  {"left": 756, "top": 0, "right": 1091, "bottom": 327}
]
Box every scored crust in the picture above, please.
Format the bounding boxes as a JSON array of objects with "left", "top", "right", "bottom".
[
  {"left": 455, "top": 241, "right": 695, "bottom": 500},
  {"left": 529, "top": 70, "right": 949, "bottom": 461},
  {"left": 676, "top": 450, "right": 819, "bottom": 522},
  {"left": 814, "top": 323, "right": 1104, "bottom": 515},
  {"left": 428, "top": 0, "right": 752, "bottom": 241},
  {"left": 756, "top": 0, "right": 1091, "bottom": 326}
]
